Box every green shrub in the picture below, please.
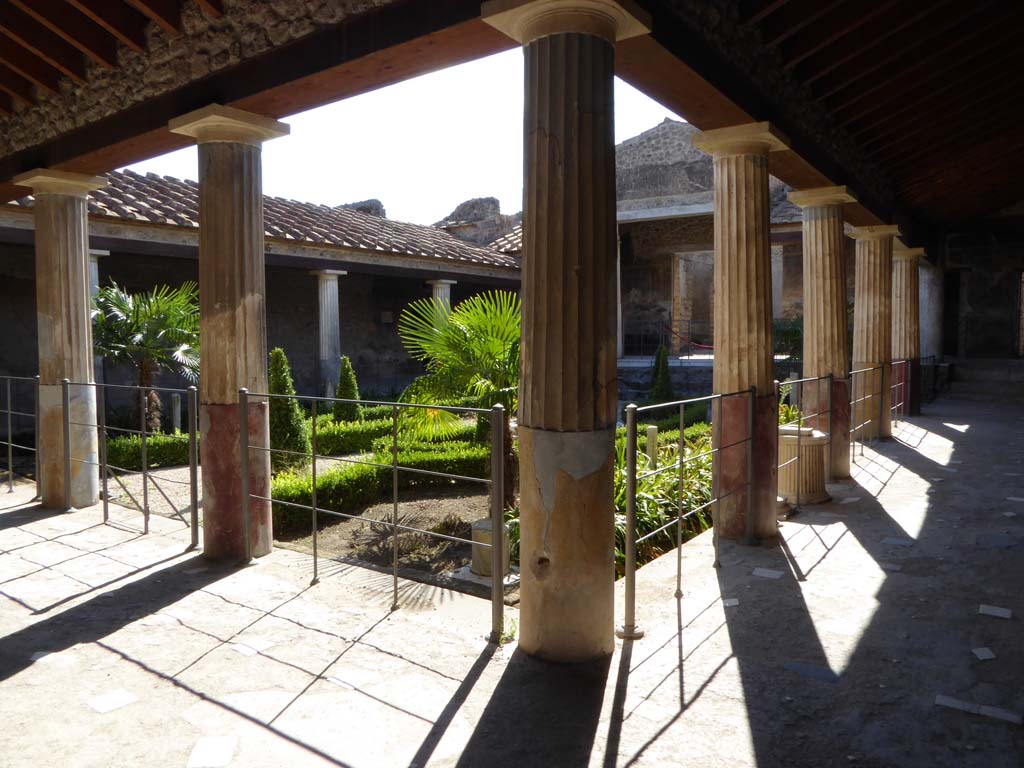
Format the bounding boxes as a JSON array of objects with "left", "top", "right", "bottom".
[
  {"left": 106, "top": 432, "right": 193, "bottom": 471},
  {"left": 270, "top": 440, "right": 490, "bottom": 533},
  {"left": 332, "top": 356, "right": 363, "bottom": 422},
  {"left": 361, "top": 404, "right": 394, "bottom": 421},
  {"left": 650, "top": 345, "right": 674, "bottom": 402},
  {"left": 268, "top": 348, "right": 310, "bottom": 471},
  {"left": 313, "top": 418, "right": 392, "bottom": 455}
]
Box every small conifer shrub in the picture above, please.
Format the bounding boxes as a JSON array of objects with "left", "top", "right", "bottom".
[
  {"left": 268, "top": 347, "right": 310, "bottom": 470},
  {"left": 332, "top": 355, "right": 363, "bottom": 422},
  {"left": 650, "top": 345, "right": 675, "bottom": 402}
]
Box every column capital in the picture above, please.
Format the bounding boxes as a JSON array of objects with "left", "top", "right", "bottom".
[
  {"left": 14, "top": 169, "right": 107, "bottom": 198},
  {"left": 788, "top": 185, "right": 857, "bottom": 209},
  {"left": 691, "top": 122, "right": 790, "bottom": 159},
  {"left": 426, "top": 279, "right": 457, "bottom": 286},
  {"left": 845, "top": 224, "right": 900, "bottom": 241},
  {"left": 893, "top": 243, "right": 925, "bottom": 261},
  {"left": 169, "top": 104, "right": 289, "bottom": 146},
  {"left": 310, "top": 269, "right": 347, "bottom": 278},
  {"left": 88, "top": 249, "right": 110, "bottom": 259},
  {"left": 482, "top": 0, "right": 650, "bottom": 44}
]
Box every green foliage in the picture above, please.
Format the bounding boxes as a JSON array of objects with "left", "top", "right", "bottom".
[
  {"left": 398, "top": 290, "right": 519, "bottom": 439},
  {"left": 360, "top": 405, "right": 394, "bottom": 422},
  {"left": 774, "top": 317, "right": 803, "bottom": 357},
  {"left": 268, "top": 348, "right": 310, "bottom": 471},
  {"left": 313, "top": 418, "right": 392, "bottom": 456},
  {"left": 106, "top": 432, "right": 192, "bottom": 471},
  {"left": 271, "top": 440, "right": 490, "bottom": 534},
  {"left": 332, "top": 356, "right": 363, "bottom": 422},
  {"left": 777, "top": 381, "right": 802, "bottom": 427},
  {"left": 649, "top": 346, "right": 674, "bottom": 402},
  {"left": 92, "top": 281, "right": 200, "bottom": 387}
]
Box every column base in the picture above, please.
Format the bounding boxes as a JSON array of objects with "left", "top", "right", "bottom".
[
  {"left": 518, "top": 425, "right": 615, "bottom": 663},
  {"left": 713, "top": 391, "right": 778, "bottom": 542},
  {"left": 806, "top": 377, "right": 850, "bottom": 481},
  {"left": 38, "top": 383, "right": 98, "bottom": 509},
  {"left": 200, "top": 402, "right": 272, "bottom": 561}
]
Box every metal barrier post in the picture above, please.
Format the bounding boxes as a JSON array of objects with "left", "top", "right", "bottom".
[
  {"left": 712, "top": 394, "right": 722, "bottom": 568},
  {"left": 877, "top": 365, "right": 885, "bottom": 443},
  {"left": 310, "top": 399, "right": 319, "bottom": 585},
  {"left": 97, "top": 385, "right": 109, "bottom": 523},
  {"left": 391, "top": 405, "right": 400, "bottom": 611},
  {"left": 33, "top": 376, "right": 40, "bottom": 499},
  {"left": 617, "top": 404, "right": 643, "bottom": 639},
  {"left": 489, "top": 404, "right": 505, "bottom": 643},
  {"left": 675, "top": 403, "right": 684, "bottom": 599},
  {"left": 743, "top": 386, "right": 757, "bottom": 546},
  {"left": 6, "top": 378, "right": 12, "bottom": 493},
  {"left": 796, "top": 386, "right": 803, "bottom": 512},
  {"left": 187, "top": 386, "right": 198, "bottom": 550},
  {"left": 62, "top": 378, "right": 71, "bottom": 510},
  {"left": 139, "top": 387, "right": 150, "bottom": 534},
  {"left": 238, "top": 388, "right": 252, "bottom": 563}
]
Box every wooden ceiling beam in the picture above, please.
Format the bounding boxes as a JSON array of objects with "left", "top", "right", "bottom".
[
  {"left": 0, "top": 61, "right": 34, "bottom": 105},
  {"left": 882, "top": 108, "right": 1023, "bottom": 174},
  {"left": 813, "top": 1, "right": 994, "bottom": 102},
  {"left": 125, "top": 0, "right": 182, "bottom": 35},
  {"left": 842, "top": 45, "right": 1020, "bottom": 137},
  {"left": 759, "top": 0, "right": 847, "bottom": 49},
  {"left": 825, "top": 6, "right": 1018, "bottom": 117},
  {"left": 0, "top": 92, "right": 14, "bottom": 115},
  {"left": 781, "top": 0, "right": 898, "bottom": 69},
  {"left": 0, "top": 5, "right": 87, "bottom": 82},
  {"left": 65, "top": 0, "right": 147, "bottom": 53},
  {"left": 11, "top": 0, "right": 119, "bottom": 69},
  {"left": 747, "top": 0, "right": 791, "bottom": 25},
  {"left": 799, "top": 0, "right": 954, "bottom": 87},
  {"left": 898, "top": 138, "right": 1024, "bottom": 195},
  {"left": 0, "top": 35, "right": 62, "bottom": 94}
]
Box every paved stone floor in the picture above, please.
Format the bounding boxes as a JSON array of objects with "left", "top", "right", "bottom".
[{"left": 1, "top": 391, "right": 1021, "bottom": 767}]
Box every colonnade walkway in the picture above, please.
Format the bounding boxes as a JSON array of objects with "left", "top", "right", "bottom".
[{"left": 1, "top": 391, "right": 1021, "bottom": 767}]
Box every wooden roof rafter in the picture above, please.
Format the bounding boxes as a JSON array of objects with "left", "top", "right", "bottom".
[{"left": 11, "top": 0, "right": 120, "bottom": 69}]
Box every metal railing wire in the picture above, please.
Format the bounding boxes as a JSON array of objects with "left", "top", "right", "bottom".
[
  {"left": 617, "top": 387, "right": 756, "bottom": 641},
  {"left": 849, "top": 364, "right": 885, "bottom": 458},
  {"left": 776, "top": 373, "right": 834, "bottom": 510},
  {"left": 0, "top": 374, "right": 40, "bottom": 496},
  {"left": 890, "top": 359, "right": 910, "bottom": 426},
  {"left": 238, "top": 388, "right": 506, "bottom": 643},
  {"left": 63, "top": 380, "right": 200, "bottom": 548}
]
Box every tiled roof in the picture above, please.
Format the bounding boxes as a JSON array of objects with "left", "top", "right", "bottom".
[
  {"left": 12, "top": 170, "right": 517, "bottom": 270},
  {"left": 490, "top": 226, "right": 523, "bottom": 254}
]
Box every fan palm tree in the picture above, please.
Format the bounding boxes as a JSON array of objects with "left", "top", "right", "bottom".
[
  {"left": 92, "top": 281, "right": 200, "bottom": 432},
  {"left": 398, "top": 290, "right": 519, "bottom": 506}
]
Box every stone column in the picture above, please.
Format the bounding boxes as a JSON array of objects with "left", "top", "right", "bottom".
[
  {"left": 850, "top": 225, "right": 900, "bottom": 440},
  {"left": 771, "top": 244, "right": 784, "bottom": 320},
  {"left": 313, "top": 270, "right": 345, "bottom": 398},
  {"left": 892, "top": 243, "right": 923, "bottom": 416},
  {"left": 426, "top": 279, "right": 456, "bottom": 308},
  {"left": 14, "top": 170, "right": 106, "bottom": 509},
  {"left": 692, "top": 122, "right": 789, "bottom": 541},
  {"left": 484, "top": 0, "right": 649, "bottom": 662},
  {"left": 170, "top": 105, "right": 289, "bottom": 561},
  {"left": 789, "top": 186, "right": 856, "bottom": 480}
]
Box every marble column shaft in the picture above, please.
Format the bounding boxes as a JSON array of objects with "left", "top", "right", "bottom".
[
  {"left": 171, "top": 105, "right": 288, "bottom": 561},
  {"left": 693, "top": 123, "right": 788, "bottom": 542},
  {"left": 851, "top": 226, "right": 899, "bottom": 440},
  {"left": 16, "top": 170, "right": 105, "bottom": 509},
  {"left": 893, "top": 246, "right": 923, "bottom": 415},
  {"left": 427, "top": 279, "right": 456, "bottom": 308},
  {"left": 790, "top": 187, "right": 855, "bottom": 480},
  {"left": 315, "top": 272, "right": 343, "bottom": 398}
]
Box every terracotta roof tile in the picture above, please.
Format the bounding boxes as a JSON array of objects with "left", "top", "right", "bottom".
[{"left": 12, "top": 169, "right": 517, "bottom": 270}]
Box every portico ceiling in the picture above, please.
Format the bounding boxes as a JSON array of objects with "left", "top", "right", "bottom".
[{"left": 0, "top": 0, "right": 1019, "bottom": 243}]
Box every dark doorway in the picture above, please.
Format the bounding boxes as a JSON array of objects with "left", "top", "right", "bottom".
[{"left": 943, "top": 270, "right": 961, "bottom": 356}]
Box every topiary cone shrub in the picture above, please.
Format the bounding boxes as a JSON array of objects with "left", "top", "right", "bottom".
[
  {"left": 268, "top": 347, "right": 311, "bottom": 471},
  {"left": 333, "top": 355, "right": 363, "bottom": 422},
  {"left": 650, "top": 345, "right": 675, "bottom": 402}
]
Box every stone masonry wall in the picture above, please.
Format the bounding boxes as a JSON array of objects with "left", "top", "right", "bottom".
[{"left": 0, "top": 0, "right": 393, "bottom": 156}]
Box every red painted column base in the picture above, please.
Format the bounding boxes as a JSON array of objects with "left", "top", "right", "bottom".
[{"left": 200, "top": 402, "right": 273, "bottom": 561}]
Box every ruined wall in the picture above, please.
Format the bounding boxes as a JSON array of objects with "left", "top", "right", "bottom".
[
  {"left": 0, "top": 0, "right": 393, "bottom": 156},
  {"left": 919, "top": 260, "right": 944, "bottom": 360},
  {"left": 946, "top": 231, "right": 1024, "bottom": 358}
]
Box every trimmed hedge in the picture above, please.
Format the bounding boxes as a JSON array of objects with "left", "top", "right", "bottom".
[
  {"left": 311, "top": 418, "right": 392, "bottom": 456},
  {"left": 106, "top": 432, "right": 193, "bottom": 471},
  {"left": 615, "top": 421, "right": 711, "bottom": 456},
  {"left": 271, "top": 441, "right": 490, "bottom": 533}
]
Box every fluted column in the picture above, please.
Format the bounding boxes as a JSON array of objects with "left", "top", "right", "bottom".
[
  {"left": 789, "top": 186, "right": 856, "bottom": 479},
  {"left": 89, "top": 249, "right": 107, "bottom": 384},
  {"left": 692, "top": 122, "right": 789, "bottom": 541},
  {"left": 170, "top": 105, "right": 289, "bottom": 561},
  {"left": 14, "top": 170, "right": 106, "bottom": 509},
  {"left": 485, "top": 0, "right": 649, "bottom": 662},
  {"left": 850, "top": 225, "right": 900, "bottom": 440},
  {"left": 314, "top": 270, "right": 345, "bottom": 398},
  {"left": 426, "top": 279, "right": 456, "bottom": 309},
  {"left": 893, "top": 244, "right": 923, "bottom": 416}
]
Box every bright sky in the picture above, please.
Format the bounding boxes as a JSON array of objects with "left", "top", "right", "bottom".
[{"left": 124, "top": 49, "right": 682, "bottom": 225}]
